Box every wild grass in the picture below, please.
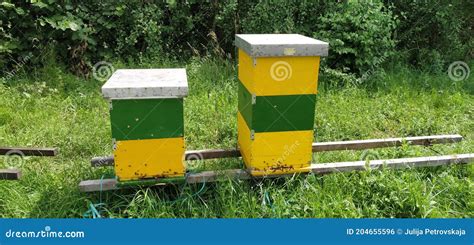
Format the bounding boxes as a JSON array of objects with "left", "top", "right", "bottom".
[{"left": 0, "top": 58, "right": 472, "bottom": 218}]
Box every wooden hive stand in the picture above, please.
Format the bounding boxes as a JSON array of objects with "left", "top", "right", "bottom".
[{"left": 0, "top": 146, "right": 58, "bottom": 180}]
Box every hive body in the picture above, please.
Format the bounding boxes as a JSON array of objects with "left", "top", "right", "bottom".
[
  {"left": 102, "top": 69, "right": 188, "bottom": 181},
  {"left": 235, "top": 34, "right": 328, "bottom": 176}
]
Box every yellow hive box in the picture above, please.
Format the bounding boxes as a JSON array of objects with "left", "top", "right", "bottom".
[
  {"left": 237, "top": 112, "right": 313, "bottom": 176},
  {"left": 238, "top": 49, "right": 321, "bottom": 96},
  {"left": 114, "top": 138, "right": 185, "bottom": 181}
]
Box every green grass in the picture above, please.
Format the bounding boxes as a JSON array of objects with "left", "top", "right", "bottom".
[{"left": 0, "top": 58, "right": 473, "bottom": 218}]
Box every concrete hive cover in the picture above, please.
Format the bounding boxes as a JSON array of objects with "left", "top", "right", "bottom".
[
  {"left": 235, "top": 34, "right": 329, "bottom": 57},
  {"left": 101, "top": 68, "right": 188, "bottom": 99}
]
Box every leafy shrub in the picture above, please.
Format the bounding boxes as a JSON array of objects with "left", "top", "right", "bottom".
[
  {"left": 387, "top": 0, "right": 474, "bottom": 70},
  {"left": 1, "top": 0, "right": 470, "bottom": 79},
  {"left": 241, "top": 0, "right": 296, "bottom": 34},
  {"left": 1, "top": 1, "right": 155, "bottom": 75},
  {"left": 314, "top": 2, "right": 398, "bottom": 75},
  {"left": 235, "top": 1, "right": 398, "bottom": 82}
]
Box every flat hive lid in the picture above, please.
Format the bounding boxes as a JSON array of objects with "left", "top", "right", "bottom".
[
  {"left": 235, "top": 34, "right": 329, "bottom": 57},
  {"left": 102, "top": 69, "right": 188, "bottom": 99}
]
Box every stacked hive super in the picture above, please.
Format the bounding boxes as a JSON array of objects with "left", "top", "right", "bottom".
[
  {"left": 235, "top": 34, "right": 329, "bottom": 176},
  {"left": 102, "top": 69, "right": 188, "bottom": 181}
]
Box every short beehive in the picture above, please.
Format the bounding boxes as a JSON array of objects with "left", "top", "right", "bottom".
[
  {"left": 102, "top": 69, "right": 188, "bottom": 181},
  {"left": 235, "top": 34, "right": 329, "bottom": 176}
]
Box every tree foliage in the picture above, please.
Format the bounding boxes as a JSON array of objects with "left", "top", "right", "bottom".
[{"left": 1, "top": 0, "right": 471, "bottom": 78}]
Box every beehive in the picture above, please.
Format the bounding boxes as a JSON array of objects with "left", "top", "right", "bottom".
[
  {"left": 102, "top": 69, "right": 188, "bottom": 181},
  {"left": 235, "top": 34, "right": 329, "bottom": 176}
]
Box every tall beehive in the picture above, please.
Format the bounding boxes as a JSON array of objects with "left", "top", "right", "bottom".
[
  {"left": 102, "top": 69, "right": 188, "bottom": 181},
  {"left": 235, "top": 34, "right": 329, "bottom": 176}
]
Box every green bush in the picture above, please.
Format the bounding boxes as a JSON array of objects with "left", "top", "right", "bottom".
[
  {"left": 0, "top": 0, "right": 238, "bottom": 75},
  {"left": 314, "top": 2, "right": 398, "bottom": 75},
  {"left": 241, "top": 0, "right": 296, "bottom": 34},
  {"left": 239, "top": 1, "right": 398, "bottom": 81},
  {"left": 387, "top": 0, "right": 474, "bottom": 71},
  {"left": 0, "top": 1, "right": 167, "bottom": 75},
  {"left": 1, "top": 0, "right": 471, "bottom": 79}
]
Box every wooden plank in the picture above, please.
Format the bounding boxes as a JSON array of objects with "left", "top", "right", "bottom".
[
  {"left": 185, "top": 169, "right": 251, "bottom": 184},
  {"left": 79, "top": 178, "right": 119, "bottom": 192},
  {"left": 79, "top": 153, "right": 474, "bottom": 192},
  {"left": 185, "top": 149, "right": 241, "bottom": 160},
  {"left": 91, "top": 156, "right": 114, "bottom": 167},
  {"left": 91, "top": 149, "right": 242, "bottom": 167},
  {"left": 0, "top": 169, "right": 21, "bottom": 180},
  {"left": 0, "top": 147, "right": 58, "bottom": 156},
  {"left": 310, "top": 153, "right": 474, "bottom": 174},
  {"left": 90, "top": 134, "right": 463, "bottom": 167},
  {"left": 312, "top": 134, "right": 463, "bottom": 152}
]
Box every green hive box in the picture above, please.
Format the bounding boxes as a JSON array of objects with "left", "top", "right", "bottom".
[{"left": 109, "top": 98, "right": 184, "bottom": 141}]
